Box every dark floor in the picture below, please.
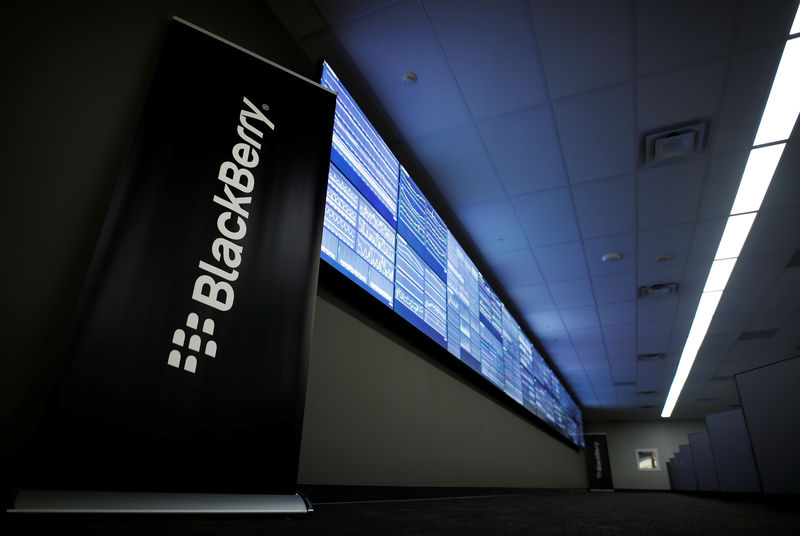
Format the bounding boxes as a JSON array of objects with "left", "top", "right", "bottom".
[{"left": 4, "top": 491, "right": 800, "bottom": 535}]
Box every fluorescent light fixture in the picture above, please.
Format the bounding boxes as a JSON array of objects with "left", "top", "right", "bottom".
[
  {"left": 662, "top": 8, "right": 800, "bottom": 419},
  {"left": 661, "top": 291, "right": 723, "bottom": 418},
  {"left": 714, "top": 212, "right": 757, "bottom": 260},
  {"left": 730, "top": 143, "right": 786, "bottom": 215},
  {"left": 753, "top": 37, "right": 800, "bottom": 145},
  {"left": 703, "top": 258, "right": 738, "bottom": 293}
]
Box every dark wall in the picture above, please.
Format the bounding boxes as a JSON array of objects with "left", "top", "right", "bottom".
[{"left": 0, "top": 0, "right": 586, "bottom": 490}]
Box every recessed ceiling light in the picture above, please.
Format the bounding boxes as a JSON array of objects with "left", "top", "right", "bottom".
[
  {"left": 402, "top": 72, "right": 418, "bottom": 85},
  {"left": 601, "top": 252, "right": 622, "bottom": 262}
]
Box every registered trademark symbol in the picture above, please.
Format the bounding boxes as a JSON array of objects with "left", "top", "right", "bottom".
[{"left": 262, "top": 104, "right": 269, "bottom": 111}]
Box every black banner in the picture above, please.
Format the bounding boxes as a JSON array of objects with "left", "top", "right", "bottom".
[
  {"left": 583, "top": 433, "right": 614, "bottom": 490},
  {"left": 23, "top": 18, "right": 336, "bottom": 494}
]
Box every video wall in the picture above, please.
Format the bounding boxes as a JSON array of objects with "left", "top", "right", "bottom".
[{"left": 319, "top": 61, "right": 584, "bottom": 448}]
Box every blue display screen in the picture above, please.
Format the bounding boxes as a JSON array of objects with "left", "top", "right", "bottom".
[
  {"left": 446, "top": 233, "right": 481, "bottom": 373},
  {"left": 320, "top": 61, "right": 583, "bottom": 448}
]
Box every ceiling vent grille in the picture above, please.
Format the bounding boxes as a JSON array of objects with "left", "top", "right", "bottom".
[
  {"left": 737, "top": 329, "right": 779, "bottom": 341},
  {"left": 641, "top": 119, "right": 710, "bottom": 167},
  {"left": 637, "top": 353, "right": 666, "bottom": 362},
  {"left": 639, "top": 283, "right": 678, "bottom": 298},
  {"left": 637, "top": 390, "right": 659, "bottom": 395}
]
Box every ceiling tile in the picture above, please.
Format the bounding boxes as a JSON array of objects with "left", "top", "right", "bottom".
[
  {"left": 762, "top": 136, "right": 800, "bottom": 210},
  {"left": 777, "top": 265, "right": 800, "bottom": 285},
  {"left": 688, "top": 218, "right": 727, "bottom": 263},
  {"left": 553, "top": 82, "right": 636, "bottom": 183},
  {"left": 568, "top": 327, "right": 604, "bottom": 346},
  {"left": 560, "top": 306, "right": 600, "bottom": 330},
  {"left": 637, "top": 295, "right": 678, "bottom": 322},
  {"left": 606, "top": 340, "right": 635, "bottom": 358},
  {"left": 682, "top": 261, "right": 714, "bottom": 294},
  {"left": 637, "top": 320, "right": 673, "bottom": 341},
  {"left": 670, "top": 330, "right": 690, "bottom": 353},
  {"left": 511, "top": 187, "right": 581, "bottom": 246},
  {"left": 699, "top": 151, "right": 749, "bottom": 219},
  {"left": 637, "top": 59, "right": 726, "bottom": 131},
  {"left": 741, "top": 207, "right": 800, "bottom": 256},
  {"left": 612, "top": 366, "right": 637, "bottom": 383},
  {"left": 638, "top": 161, "right": 706, "bottom": 229},
  {"left": 745, "top": 308, "right": 792, "bottom": 331},
  {"left": 584, "top": 233, "right": 637, "bottom": 276},
  {"left": 484, "top": 248, "right": 544, "bottom": 288},
  {"left": 548, "top": 278, "right": 595, "bottom": 309},
  {"left": 456, "top": 198, "right": 529, "bottom": 254},
  {"left": 525, "top": 310, "right": 568, "bottom": 344},
  {"left": 636, "top": 360, "right": 665, "bottom": 390},
  {"left": 637, "top": 264, "right": 684, "bottom": 287},
  {"left": 533, "top": 241, "right": 589, "bottom": 282},
  {"left": 408, "top": 124, "right": 505, "bottom": 207},
  {"left": 712, "top": 45, "right": 782, "bottom": 154},
  {"left": 576, "top": 343, "right": 607, "bottom": 360},
  {"left": 478, "top": 104, "right": 568, "bottom": 196},
  {"left": 759, "top": 282, "right": 800, "bottom": 311},
  {"left": 549, "top": 346, "right": 579, "bottom": 362},
  {"left": 598, "top": 301, "right": 636, "bottom": 327},
  {"left": 735, "top": 0, "right": 799, "bottom": 51},
  {"left": 267, "top": 0, "right": 327, "bottom": 38},
  {"left": 676, "top": 293, "right": 702, "bottom": 319},
  {"left": 314, "top": 0, "right": 396, "bottom": 24},
  {"left": 716, "top": 286, "right": 770, "bottom": 315},
  {"left": 703, "top": 332, "right": 739, "bottom": 349},
  {"left": 332, "top": 0, "right": 472, "bottom": 138},
  {"left": 423, "top": 0, "right": 548, "bottom": 119},
  {"left": 636, "top": 0, "right": 737, "bottom": 76},
  {"left": 636, "top": 339, "right": 669, "bottom": 355},
  {"left": 638, "top": 223, "right": 694, "bottom": 267},
  {"left": 508, "top": 283, "right": 556, "bottom": 313},
  {"left": 529, "top": 0, "right": 633, "bottom": 99},
  {"left": 708, "top": 312, "right": 751, "bottom": 336},
  {"left": 728, "top": 250, "right": 794, "bottom": 289},
  {"left": 603, "top": 323, "right": 636, "bottom": 343},
  {"left": 592, "top": 271, "right": 636, "bottom": 304},
  {"left": 572, "top": 174, "right": 636, "bottom": 238}
]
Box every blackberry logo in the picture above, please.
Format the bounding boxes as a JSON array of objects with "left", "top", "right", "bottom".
[{"left": 167, "top": 313, "right": 216, "bottom": 374}]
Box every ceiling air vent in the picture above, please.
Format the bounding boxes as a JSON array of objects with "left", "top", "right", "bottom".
[
  {"left": 637, "top": 353, "right": 666, "bottom": 362},
  {"left": 737, "top": 329, "right": 779, "bottom": 341},
  {"left": 639, "top": 404, "right": 657, "bottom": 409},
  {"left": 639, "top": 283, "right": 678, "bottom": 298},
  {"left": 641, "top": 119, "right": 710, "bottom": 167},
  {"left": 637, "top": 390, "right": 659, "bottom": 395}
]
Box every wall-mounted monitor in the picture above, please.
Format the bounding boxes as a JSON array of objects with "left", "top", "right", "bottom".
[{"left": 319, "top": 61, "right": 583, "bottom": 448}]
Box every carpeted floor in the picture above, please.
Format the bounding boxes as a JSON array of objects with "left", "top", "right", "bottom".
[{"left": 4, "top": 491, "right": 800, "bottom": 535}]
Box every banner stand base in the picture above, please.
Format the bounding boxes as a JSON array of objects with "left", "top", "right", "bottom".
[{"left": 7, "top": 489, "right": 313, "bottom": 514}]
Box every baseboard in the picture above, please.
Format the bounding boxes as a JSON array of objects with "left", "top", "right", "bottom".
[{"left": 295, "top": 485, "right": 586, "bottom": 503}]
